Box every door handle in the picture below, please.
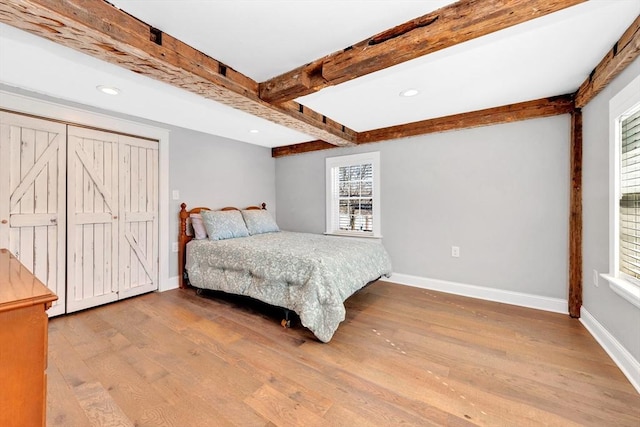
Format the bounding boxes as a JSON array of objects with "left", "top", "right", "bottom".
[{"left": 0, "top": 219, "right": 6, "bottom": 224}]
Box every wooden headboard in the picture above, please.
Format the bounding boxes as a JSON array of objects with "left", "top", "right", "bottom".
[{"left": 178, "top": 202, "right": 266, "bottom": 289}]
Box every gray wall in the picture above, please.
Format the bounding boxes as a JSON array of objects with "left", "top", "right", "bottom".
[
  {"left": 276, "top": 116, "right": 570, "bottom": 298},
  {"left": 582, "top": 56, "right": 640, "bottom": 361},
  {"left": 168, "top": 129, "right": 275, "bottom": 277}
]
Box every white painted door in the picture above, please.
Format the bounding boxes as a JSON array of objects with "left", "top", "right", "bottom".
[
  {"left": 66, "top": 126, "right": 120, "bottom": 312},
  {"left": 0, "top": 112, "right": 66, "bottom": 316},
  {"left": 118, "top": 135, "right": 159, "bottom": 299},
  {"left": 67, "top": 127, "right": 158, "bottom": 312}
]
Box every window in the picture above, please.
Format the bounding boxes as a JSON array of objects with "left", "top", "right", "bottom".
[
  {"left": 603, "top": 74, "right": 640, "bottom": 309},
  {"left": 619, "top": 108, "right": 640, "bottom": 282},
  {"left": 326, "top": 152, "right": 381, "bottom": 237}
]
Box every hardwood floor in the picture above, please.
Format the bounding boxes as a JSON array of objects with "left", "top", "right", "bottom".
[{"left": 46, "top": 281, "right": 640, "bottom": 426}]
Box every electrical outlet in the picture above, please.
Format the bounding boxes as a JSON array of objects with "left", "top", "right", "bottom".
[
  {"left": 172, "top": 242, "right": 178, "bottom": 252},
  {"left": 593, "top": 269, "right": 599, "bottom": 287},
  {"left": 451, "top": 246, "right": 460, "bottom": 258}
]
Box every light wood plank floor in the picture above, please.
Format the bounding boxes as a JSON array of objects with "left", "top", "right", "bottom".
[{"left": 46, "top": 281, "right": 640, "bottom": 426}]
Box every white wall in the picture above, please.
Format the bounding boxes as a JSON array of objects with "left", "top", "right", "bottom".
[
  {"left": 582, "top": 57, "right": 640, "bottom": 365},
  {"left": 276, "top": 116, "right": 570, "bottom": 302}
]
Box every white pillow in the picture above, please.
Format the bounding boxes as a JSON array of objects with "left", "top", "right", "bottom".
[{"left": 190, "top": 213, "right": 207, "bottom": 240}]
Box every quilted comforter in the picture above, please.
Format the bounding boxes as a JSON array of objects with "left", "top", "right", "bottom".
[{"left": 185, "top": 231, "right": 392, "bottom": 342}]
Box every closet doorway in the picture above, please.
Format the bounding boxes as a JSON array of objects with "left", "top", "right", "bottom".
[{"left": 0, "top": 111, "right": 159, "bottom": 315}]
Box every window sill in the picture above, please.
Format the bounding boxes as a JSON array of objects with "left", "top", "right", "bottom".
[
  {"left": 601, "top": 274, "right": 640, "bottom": 310},
  {"left": 324, "top": 231, "right": 382, "bottom": 240}
]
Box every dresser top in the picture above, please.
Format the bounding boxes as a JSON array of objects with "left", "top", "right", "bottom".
[{"left": 0, "top": 249, "right": 58, "bottom": 313}]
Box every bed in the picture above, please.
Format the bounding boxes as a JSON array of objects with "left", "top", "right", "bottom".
[{"left": 178, "top": 203, "right": 392, "bottom": 342}]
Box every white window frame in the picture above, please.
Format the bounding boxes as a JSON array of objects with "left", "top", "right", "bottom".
[
  {"left": 602, "top": 74, "right": 640, "bottom": 310},
  {"left": 325, "top": 151, "right": 381, "bottom": 238}
]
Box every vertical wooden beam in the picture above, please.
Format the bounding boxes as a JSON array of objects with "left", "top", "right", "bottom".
[{"left": 569, "top": 108, "right": 583, "bottom": 318}]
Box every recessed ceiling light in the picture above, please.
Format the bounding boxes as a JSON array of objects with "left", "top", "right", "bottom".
[
  {"left": 249, "top": 129, "right": 259, "bottom": 134},
  {"left": 399, "top": 88, "right": 420, "bottom": 97},
  {"left": 96, "top": 85, "right": 121, "bottom": 95}
]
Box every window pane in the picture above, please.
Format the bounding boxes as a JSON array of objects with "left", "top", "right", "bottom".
[
  {"left": 350, "top": 182, "right": 360, "bottom": 197},
  {"left": 339, "top": 199, "right": 349, "bottom": 214},
  {"left": 350, "top": 165, "right": 361, "bottom": 181},
  {"left": 360, "top": 198, "right": 373, "bottom": 215},
  {"left": 339, "top": 199, "right": 350, "bottom": 230},
  {"left": 349, "top": 199, "right": 373, "bottom": 232},
  {"left": 361, "top": 199, "right": 373, "bottom": 233},
  {"left": 361, "top": 180, "right": 372, "bottom": 197},
  {"left": 339, "top": 182, "right": 349, "bottom": 197},
  {"left": 358, "top": 164, "right": 367, "bottom": 179},
  {"left": 622, "top": 110, "right": 640, "bottom": 194},
  {"left": 362, "top": 163, "right": 372, "bottom": 180},
  {"left": 338, "top": 166, "right": 349, "bottom": 183}
]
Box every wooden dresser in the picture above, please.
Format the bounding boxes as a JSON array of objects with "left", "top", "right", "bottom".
[{"left": 0, "top": 248, "right": 58, "bottom": 427}]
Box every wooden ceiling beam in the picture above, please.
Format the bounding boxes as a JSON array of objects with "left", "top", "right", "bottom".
[
  {"left": 272, "top": 95, "right": 575, "bottom": 157},
  {"left": 575, "top": 15, "right": 640, "bottom": 108},
  {"left": 260, "top": 0, "right": 586, "bottom": 104},
  {"left": 358, "top": 95, "right": 575, "bottom": 143},
  {"left": 275, "top": 100, "right": 358, "bottom": 142},
  {"left": 0, "top": 0, "right": 356, "bottom": 146},
  {"left": 271, "top": 140, "right": 337, "bottom": 158}
]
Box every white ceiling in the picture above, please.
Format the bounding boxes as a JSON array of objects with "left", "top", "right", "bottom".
[{"left": 0, "top": 0, "right": 639, "bottom": 147}]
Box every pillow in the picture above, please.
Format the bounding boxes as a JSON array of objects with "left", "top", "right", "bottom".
[
  {"left": 190, "top": 213, "right": 208, "bottom": 240},
  {"left": 241, "top": 209, "right": 280, "bottom": 235},
  {"left": 201, "top": 210, "right": 249, "bottom": 240}
]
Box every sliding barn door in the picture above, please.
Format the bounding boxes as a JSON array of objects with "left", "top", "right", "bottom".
[
  {"left": 118, "top": 135, "right": 158, "bottom": 299},
  {"left": 67, "top": 127, "right": 120, "bottom": 312},
  {"left": 67, "top": 127, "right": 158, "bottom": 311},
  {"left": 0, "top": 112, "right": 66, "bottom": 316}
]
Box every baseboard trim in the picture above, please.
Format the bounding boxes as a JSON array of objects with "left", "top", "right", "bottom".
[
  {"left": 580, "top": 308, "right": 640, "bottom": 394},
  {"left": 160, "top": 275, "right": 180, "bottom": 292},
  {"left": 388, "top": 273, "right": 568, "bottom": 314}
]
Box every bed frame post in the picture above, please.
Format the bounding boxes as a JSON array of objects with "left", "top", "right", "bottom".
[
  {"left": 178, "top": 203, "right": 190, "bottom": 289},
  {"left": 281, "top": 308, "right": 291, "bottom": 328}
]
